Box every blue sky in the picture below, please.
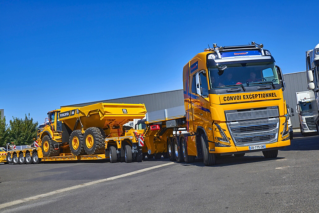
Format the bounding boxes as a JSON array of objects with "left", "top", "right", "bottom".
[{"left": 1, "top": 0, "right": 319, "bottom": 125}]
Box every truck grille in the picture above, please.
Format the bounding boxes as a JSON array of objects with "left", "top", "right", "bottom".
[
  {"left": 225, "top": 107, "right": 279, "bottom": 146},
  {"left": 306, "top": 117, "right": 316, "bottom": 130}
]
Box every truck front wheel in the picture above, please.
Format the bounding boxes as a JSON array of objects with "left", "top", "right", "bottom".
[
  {"left": 109, "top": 146, "right": 117, "bottom": 163},
  {"left": 124, "top": 145, "right": 132, "bottom": 163},
  {"left": 201, "top": 134, "right": 215, "bottom": 166},
  {"left": 262, "top": 150, "right": 278, "bottom": 159},
  {"left": 42, "top": 135, "right": 60, "bottom": 157},
  {"left": 69, "top": 130, "right": 85, "bottom": 156}
]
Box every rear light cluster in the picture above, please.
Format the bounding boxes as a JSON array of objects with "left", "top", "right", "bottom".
[{"left": 150, "top": 125, "right": 160, "bottom": 131}]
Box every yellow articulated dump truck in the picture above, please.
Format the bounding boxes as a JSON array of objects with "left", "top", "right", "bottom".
[
  {"left": 6, "top": 103, "right": 146, "bottom": 164},
  {"left": 142, "top": 42, "right": 291, "bottom": 166}
]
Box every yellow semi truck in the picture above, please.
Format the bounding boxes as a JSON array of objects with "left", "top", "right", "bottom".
[
  {"left": 6, "top": 103, "right": 146, "bottom": 164},
  {"left": 142, "top": 42, "right": 291, "bottom": 165}
]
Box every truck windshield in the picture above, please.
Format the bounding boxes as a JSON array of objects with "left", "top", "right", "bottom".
[
  {"left": 208, "top": 62, "right": 279, "bottom": 89},
  {"left": 298, "top": 101, "right": 317, "bottom": 115}
]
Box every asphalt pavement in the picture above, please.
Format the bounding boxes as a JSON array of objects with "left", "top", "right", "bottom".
[{"left": 0, "top": 132, "right": 319, "bottom": 213}]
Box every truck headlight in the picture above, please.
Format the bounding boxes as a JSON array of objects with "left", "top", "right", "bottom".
[
  {"left": 214, "top": 123, "right": 230, "bottom": 144},
  {"left": 281, "top": 115, "right": 290, "bottom": 140}
]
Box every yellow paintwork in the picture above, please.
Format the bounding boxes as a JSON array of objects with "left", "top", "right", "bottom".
[{"left": 0, "top": 148, "right": 7, "bottom": 163}]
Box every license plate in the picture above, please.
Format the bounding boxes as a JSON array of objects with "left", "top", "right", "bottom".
[{"left": 249, "top": 144, "right": 266, "bottom": 150}]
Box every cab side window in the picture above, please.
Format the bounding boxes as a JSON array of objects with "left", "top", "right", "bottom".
[
  {"left": 191, "top": 75, "right": 197, "bottom": 94},
  {"left": 199, "top": 72, "right": 208, "bottom": 97}
]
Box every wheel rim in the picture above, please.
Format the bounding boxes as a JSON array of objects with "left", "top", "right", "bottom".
[
  {"left": 13, "top": 156, "right": 17, "bottom": 163},
  {"left": 33, "top": 155, "right": 38, "bottom": 162},
  {"left": 86, "top": 134, "right": 94, "bottom": 149},
  {"left": 8, "top": 155, "right": 12, "bottom": 162},
  {"left": 174, "top": 143, "right": 178, "bottom": 158},
  {"left": 19, "top": 156, "right": 24, "bottom": 163},
  {"left": 168, "top": 143, "right": 172, "bottom": 157},
  {"left": 43, "top": 141, "right": 50, "bottom": 152},
  {"left": 72, "top": 136, "right": 80, "bottom": 150},
  {"left": 26, "top": 156, "right": 31, "bottom": 162}
]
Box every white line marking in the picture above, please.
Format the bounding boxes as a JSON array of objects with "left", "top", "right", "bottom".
[
  {"left": 276, "top": 166, "right": 290, "bottom": 170},
  {"left": 0, "top": 162, "right": 174, "bottom": 210}
]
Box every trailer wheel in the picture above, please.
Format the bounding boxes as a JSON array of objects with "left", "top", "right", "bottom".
[
  {"left": 6, "top": 154, "right": 13, "bottom": 164},
  {"left": 173, "top": 137, "right": 183, "bottom": 163},
  {"left": 42, "top": 135, "right": 60, "bottom": 157},
  {"left": 124, "top": 145, "right": 132, "bottom": 163},
  {"left": 32, "top": 152, "right": 40, "bottom": 164},
  {"left": 13, "top": 153, "right": 18, "bottom": 165},
  {"left": 109, "top": 146, "right": 117, "bottom": 163},
  {"left": 83, "top": 127, "right": 105, "bottom": 155},
  {"left": 69, "top": 130, "right": 85, "bottom": 156},
  {"left": 136, "top": 152, "right": 143, "bottom": 162},
  {"left": 25, "top": 152, "right": 32, "bottom": 164},
  {"left": 181, "top": 137, "right": 195, "bottom": 163},
  {"left": 18, "top": 153, "right": 26, "bottom": 164},
  {"left": 262, "top": 150, "right": 278, "bottom": 159},
  {"left": 167, "top": 138, "right": 175, "bottom": 161},
  {"left": 201, "top": 134, "right": 215, "bottom": 166}
]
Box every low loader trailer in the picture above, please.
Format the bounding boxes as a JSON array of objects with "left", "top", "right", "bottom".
[
  {"left": 141, "top": 42, "right": 291, "bottom": 165},
  {"left": 6, "top": 103, "right": 146, "bottom": 164}
]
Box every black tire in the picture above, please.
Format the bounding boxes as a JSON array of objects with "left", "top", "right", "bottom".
[
  {"left": 124, "top": 145, "right": 132, "bottom": 163},
  {"left": 290, "top": 131, "right": 293, "bottom": 140},
  {"left": 173, "top": 137, "right": 183, "bottom": 163},
  {"left": 234, "top": 153, "right": 245, "bottom": 158},
  {"left": 18, "top": 153, "right": 26, "bottom": 164},
  {"left": 42, "top": 135, "right": 60, "bottom": 157},
  {"left": 32, "top": 152, "right": 40, "bottom": 164},
  {"left": 12, "top": 153, "right": 18, "bottom": 165},
  {"left": 262, "top": 150, "right": 278, "bottom": 159},
  {"left": 83, "top": 127, "right": 105, "bottom": 155},
  {"left": 69, "top": 130, "right": 85, "bottom": 156},
  {"left": 167, "top": 138, "right": 175, "bottom": 161},
  {"left": 201, "top": 134, "right": 215, "bottom": 166},
  {"left": 25, "top": 152, "right": 32, "bottom": 164},
  {"left": 6, "top": 154, "right": 13, "bottom": 164},
  {"left": 154, "top": 153, "right": 162, "bottom": 160},
  {"left": 181, "top": 137, "right": 195, "bottom": 163},
  {"left": 109, "top": 146, "right": 117, "bottom": 163}
]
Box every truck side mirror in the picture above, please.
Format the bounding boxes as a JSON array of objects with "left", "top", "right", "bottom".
[
  {"left": 308, "top": 82, "right": 315, "bottom": 90},
  {"left": 307, "top": 70, "right": 314, "bottom": 82},
  {"left": 275, "top": 65, "right": 285, "bottom": 91}
]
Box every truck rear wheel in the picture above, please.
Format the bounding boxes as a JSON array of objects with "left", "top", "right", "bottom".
[
  {"left": 167, "top": 138, "right": 175, "bottom": 161},
  {"left": 42, "top": 135, "right": 60, "bottom": 157},
  {"left": 69, "top": 130, "right": 85, "bottom": 156},
  {"left": 262, "top": 150, "right": 278, "bottom": 158},
  {"left": 25, "top": 152, "right": 32, "bottom": 164},
  {"left": 181, "top": 137, "right": 195, "bottom": 163},
  {"left": 32, "top": 152, "right": 40, "bottom": 164},
  {"left": 18, "top": 153, "right": 26, "bottom": 164},
  {"left": 124, "top": 145, "right": 132, "bottom": 163},
  {"left": 13, "top": 153, "right": 18, "bottom": 165},
  {"left": 109, "top": 146, "right": 117, "bottom": 163},
  {"left": 6, "top": 154, "right": 13, "bottom": 164},
  {"left": 201, "top": 134, "right": 216, "bottom": 166},
  {"left": 83, "top": 127, "right": 105, "bottom": 155},
  {"left": 173, "top": 137, "right": 183, "bottom": 163}
]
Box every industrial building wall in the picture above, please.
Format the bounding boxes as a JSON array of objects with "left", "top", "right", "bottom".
[
  {"left": 63, "top": 90, "right": 184, "bottom": 112},
  {"left": 283, "top": 71, "right": 309, "bottom": 128}
]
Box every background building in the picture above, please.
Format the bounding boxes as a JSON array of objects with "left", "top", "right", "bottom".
[{"left": 64, "top": 72, "right": 308, "bottom": 129}]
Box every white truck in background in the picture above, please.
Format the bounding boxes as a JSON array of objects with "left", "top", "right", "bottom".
[
  {"left": 306, "top": 44, "right": 319, "bottom": 134},
  {"left": 296, "top": 91, "right": 318, "bottom": 135}
]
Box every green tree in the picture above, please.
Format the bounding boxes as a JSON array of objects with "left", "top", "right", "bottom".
[
  {"left": 8, "top": 114, "right": 38, "bottom": 145},
  {"left": 0, "top": 112, "right": 9, "bottom": 147}
]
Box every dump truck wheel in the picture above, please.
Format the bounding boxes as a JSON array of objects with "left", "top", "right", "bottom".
[
  {"left": 69, "top": 130, "right": 85, "bottom": 156},
  {"left": 124, "top": 145, "right": 132, "bottom": 163},
  {"left": 109, "top": 146, "right": 117, "bottom": 163},
  {"left": 181, "top": 137, "right": 195, "bottom": 163},
  {"left": 201, "top": 134, "right": 215, "bottom": 166},
  {"left": 6, "top": 154, "right": 13, "bottom": 164},
  {"left": 262, "top": 150, "right": 278, "bottom": 159},
  {"left": 19, "top": 153, "right": 26, "bottom": 164},
  {"left": 25, "top": 152, "right": 32, "bottom": 164},
  {"left": 168, "top": 138, "right": 175, "bottom": 161},
  {"left": 83, "top": 127, "right": 105, "bottom": 155},
  {"left": 42, "top": 135, "right": 60, "bottom": 157},
  {"left": 32, "top": 152, "right": 40, "bottom": 164},
  {"left": 13, "top": 153, "right": 18, "bottom": 165}
]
